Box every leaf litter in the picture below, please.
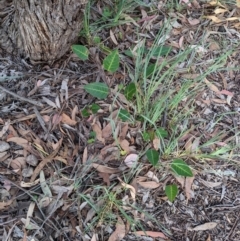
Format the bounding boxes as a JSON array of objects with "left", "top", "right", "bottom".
[{"left": 0, "top": 1, "right": 240, "bottom": 241}]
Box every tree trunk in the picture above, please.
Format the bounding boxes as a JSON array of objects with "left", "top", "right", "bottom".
[{"left": 0, "top": 0, "right": 87, "bottom": 63}]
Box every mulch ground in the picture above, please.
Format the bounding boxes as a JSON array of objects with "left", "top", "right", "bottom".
[{"left": 0, "top": 1, "right": 240, "bottom": 241}]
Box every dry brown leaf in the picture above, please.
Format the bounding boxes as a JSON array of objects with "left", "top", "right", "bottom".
[
  {"left": 10, "top": 157, "right": 26, "bottom": 170},
  {"left": 91, "top": 234, "right": 98, "bottom": 241},
  {"left": 209, "top": 1, "right": 227, "bottom": 9},
  {"left": 92, "top": 163, "right": 120, "bottom": 174},
  {"left": 185, "top": 176, "right": 195, "bottom": 202},
  {"left": 206, "top": 234, "right": 212, "bottom": 241},
  {"left": 108, "top": 216, "right": 126, "bottom": 241},
  {"left": 134, "top": 231, "right": 167, "bottom": 239},
  {"left": 214, "top": 8, "right": 228, "bottom": 14},
  {"left": 120, "top": 139, "right": 130, "bottom": 153},
  {"left": 72, "top": 105, "right": 78, "bottom": 121},
  {"left": 20, "top": 179, "right": 40, "bottom": 188},
  {"left": 220, "top": 89, "right": 234, "bottom": 96},
  {"left": 124, "top": 154, "right": 139, "bottom": 168},
  {"left": 7, "top": 137, "right": 28, "bottom": 146},
  {"left": 145, "top": 171, "right": 159, "bottom": 183},
  {"left": 110, "top": 29, "right": 118, "bottom": 45},
  {"left": 82, "top": 147, "right": 88, "bottom": 164},
  {"left": 205, "top": 16, "right": 223, "bottom": 23},
  {"left": 137, "top": 181, "right": 161, "bottom": 189},
  {"left": 119, "top": 123, "right": 128, "bottom": 140},
  {"left": 212, "top": 98, "right": 226, "bottom": 104},
  {"left": 153, "top": 138, "right": 160, "bottom": 150},
  {"left": 175, "top": 176, "right": 185, "bottom": 188},
  {"left": 204, "top": 78, "right": 220, "bottom": 93},
  {"left": 118, "top": 178, "right": 136, "bottom": 201},
  {"left": 61, "top": 113, "right": 77, "bottom": 126},
  {"left": 187, "top": 18, "right": 200, "bottom": 25},
  {"left": 99, "top": 172, "right": 110, "bottom": 186},
  {"left": 92, "top": 123, "right": 105, "bottom": 143},
  {"left": 25, "top": 202, "right": 35, "bottom": 228},
  {"left": 191, "top": 222, "right": 217, "bottom": 231}
]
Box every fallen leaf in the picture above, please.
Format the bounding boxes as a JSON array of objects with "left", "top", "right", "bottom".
[
  {"left": 153, "top": 138, "right": 160, "bottom": 150},
  {"left": 92, "top": 163, "right": 120, "bottom": 174},
  {"left": 204, "top": 78, "right": 220, "bottom": 93},
  {"left": 220, "top": 89, "right": 234, "bottom": 96},
  {"left": 185, "top": 176, "right": 195, "bottom": 202},
  {"left": 137, "top": 181, "right": 161, "bottom": 189},
  {"left": 20, "top": 179, "right": 40, "bottom": 187},
  {"left": 92, "top": 123, "right": 105, "bottom": 143},
  {"left": 0, "top": 120, "right": 10, "bottom": 138},
  {"left": 134, "top": 231, "right": 167, "bottom": 239},
  {"left": 82, "top": 147, "right": 88, "bottom": 164},
  {"left": 145, "top": 171, "right": 159, "bottom": 183},
  {"left": 7, "top": 137, "right": 28, "bottom": 146},
  {"left": 61, "top": 113, "right": 77, "bottom": 126},
  {"left": 108, "top": 216, "right": 126, "bottom": 241},
  {"left": 25, "top": 202, "right": 35, "bottom": 228},
  {"left": 110, "top": 29, "right": 118, "bottom": 45},
  {"left": 124, "top": 154, "right": 139, "bottom": 168},
  {"left": 199, "top": 179, "right": 222, "bottom": 188},
  {"left": 120, "top": 139, "right": 130, "bottom": 153},
  {"left": 99, "top": 172, "right": 110, "bottom": 186},
  {"left": 191, "top": 222, "right": 217, "bottom": 231},
  {"left": 212, "top": 98, "right": 226, "bottom": 104},
  {"left": 188, "top": 18, "right": 200, "bottom": 25},
  {"left": 118, "top": 178, "right": 136, "bottom": 201}
]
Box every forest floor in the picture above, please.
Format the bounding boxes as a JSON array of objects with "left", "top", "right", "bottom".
[{"left": 0, "top": 1, "right": 240, "bottom": 241}]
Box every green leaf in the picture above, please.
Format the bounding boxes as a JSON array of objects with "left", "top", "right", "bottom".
[
  {"left": 124, "top": 49, "right": 134, "bottom": 58},
  {"left": 156, "top": 128, "right": 168, "bottom": 138},
  {"left": 165, "top": 184, "right": 178, "bottom": 202},
  {"left": 146, "top": 149, "right": 159, "bottom": 166},
  {"left": 171, "top": 159, "right": 193, "bottom": 177},
  {"left": 72, "top": 45, "right": 89, "bottom": 61},
  {"left": 124, "top": 83, "right": 136, "bottom": 100},
  {"left": 91, "top": 104, "right": 100, "bottom": 114},
  {"left": 93, "top": 36, "right": 101, "bottom": 44},
  {"left": 84, "top": 82, "right": 109, "bottom": 99},
  {"left": 103, "top": 50, "right": 120, "bottom": 73},
  {"left": 146, "top": 63, "right": 157, "bottom": 77},
  {"left": 82, "top": 108, "right": 90, "bottom": 117},
  {"left": 118, "top": 109, "right": 131, "bottom": 122},
  {"left": 142, "top": 132, "right": 150, "bottom": 142},
  {"left": 151, "top": 46, "right": 172, "bottom": 57}
]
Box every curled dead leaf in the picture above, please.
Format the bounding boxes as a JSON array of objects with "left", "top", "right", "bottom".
[
  {"left": 61, "top": 113, "right": 77, "bottom": 126},
  {"left": 92, "top": 163, "right": 120, "bottom": 174},
  {"left": 124, "top": 154, "right": 139, "bottom": 168}
]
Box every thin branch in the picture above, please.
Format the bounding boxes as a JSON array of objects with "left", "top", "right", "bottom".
[{"left": 0, "top": 85, "right": 43, "bottom": 107}]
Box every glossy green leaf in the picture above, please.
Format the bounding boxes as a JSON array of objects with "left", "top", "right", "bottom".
[
  {"left": 124, "top": 83, "right": 136, "bottom": 100},
  {"left": 165, "top": 184, "right": 178, "bottom": 202},
  {"left": 91, "top": 104, "right": 100, "bottom": 114},
  {"left": 103, "top": 50, "right": 120, "bottom": 73},
  {"left": 118, "top": 109, "right": 131, "bottom": 122},
  {"left": 156, "top": 128, "right": 168, "bottom": 138},
  {"left": 84, "top": 82, "right": 109, "bottom": 99},
  {"left": 171, "top": 159, "right": 193, "bottom": 177},
  {"left": 72, "top": 45, "right": 89, "bottom": 61},
  {"left": 146, "top": 149, "right": 159, "bottom": 166}
]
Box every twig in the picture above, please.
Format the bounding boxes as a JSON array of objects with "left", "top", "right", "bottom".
[{"left": 0, "top": 85, "right": 43, "bottom": 107}]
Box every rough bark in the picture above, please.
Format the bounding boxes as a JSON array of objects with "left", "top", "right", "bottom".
[{"left": 0, "top": 0, "right": 87, "bottom": 63}]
